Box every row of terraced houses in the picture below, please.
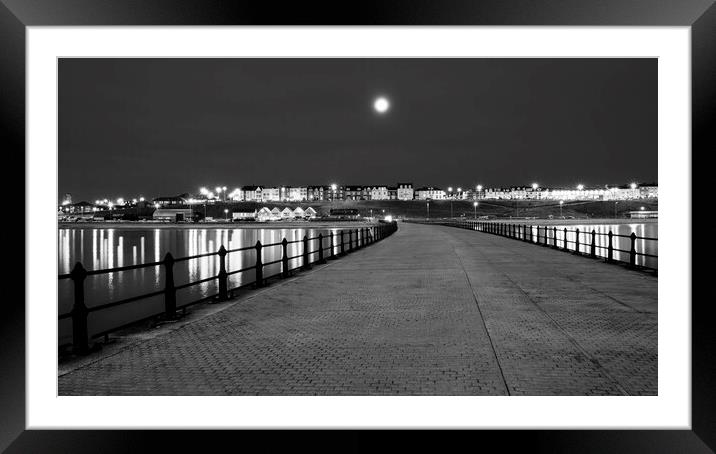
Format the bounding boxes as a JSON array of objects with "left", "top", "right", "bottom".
[{"left": 218, "top": 183, "right": 657, "bottom": 203}]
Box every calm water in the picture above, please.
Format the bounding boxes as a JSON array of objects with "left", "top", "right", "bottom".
[
  {"left": 58, "top": 226, "right": 355, "bottom": 345},
  {"left": 513, "top": 222, "right": 658, "bottom": 269}
]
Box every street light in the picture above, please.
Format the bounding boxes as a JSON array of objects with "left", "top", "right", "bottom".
[
  {"left": 476, "top": 184, "right": 483, "bottom": 199},
  {"left": 630, "top": 182, "right": 638, "bottom": 190},
  {"left": 447, "top": 187, "right": 453, "bottom": 218},
  {"left": 614, "top": 201, "right": 619, "bottom": 219},
  {"left": 426, "top": 200, "right": 430, "bottom": 219},
  {"left": 224, "top": 208, "right": 229, "bottom": 221},
  {"left": 532, "top": 183, "right": 539, "bottom": 190},
  {"left": 331, "top": 183, "right": 337, "bottom": 202},
  {"left": 577, "top": 184, "right": 584, "bottom": 191},
  {"left": 473, "top": 201, "right": 478, "bottom": 219},
  {"left": 559, "top": 200, "right": 564, "bottom": 218}
]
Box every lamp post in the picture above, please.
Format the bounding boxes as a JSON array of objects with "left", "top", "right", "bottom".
[
  {"left": 448, "top": 187, "right": 453, "bottom": 218},
  {"left": 559, "top": 200, "right": 564, "bottom": 218},
  {"left": 427, "top": 201, "right": 430, "bottom": 219},
  {"left": 224, "top": 208, "right": 229, "bottom": 221},
  {"left": 473, "top": 201, "right": 478, "bottom": 219},
  {"left": 614, "top": 201, "right": 619, "bottom": 219}
]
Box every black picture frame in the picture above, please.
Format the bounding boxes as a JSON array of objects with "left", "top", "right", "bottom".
[{"left": 4, "top": 0, "right": 713, "bottom": 451}]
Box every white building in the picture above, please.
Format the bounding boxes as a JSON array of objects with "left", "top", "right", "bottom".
[
  {"left": 227, "top": 188, "right": 244, "bottom": 201},
  {"left": 304, "top": 207, "right": 317, "bottom": 219},
  {"left": 232, "top": 208, "right": 257, "bottom": 220},
  {"left": 370, "top": 186, "right": 390, "bottom": 200},
  {"left": 262, "top": 187, "right": 281, "bottom": 202},
  {"left": 293, "top": 207, "right": 305, "bottom": 218},
  {"left": 241, "top": 186, "right": 263, "bottom": 202},
  {"left": 270, "top": 207, "right": 282, "bottom": 220},
  {"left": 288, "top": 187, "right": 308, "bottom": 202},
  {"left": 281, "top": 207, "right": 294, "bottom": 219},
  {"left": 397, "top": 183, "right": 414, "bottom": 201},
  {"left": 415, "top": 187, "right": 446, "bottom": 200},
  {"left": 256, "top": 207, "right": 273, "bottom": 222}
]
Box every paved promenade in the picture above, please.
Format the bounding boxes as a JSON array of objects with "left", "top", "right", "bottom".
[{"left": 59, "top": 222, "right": 657, "bottom": 396}]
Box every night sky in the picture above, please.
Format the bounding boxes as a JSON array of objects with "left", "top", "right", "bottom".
[{"left": 59, "top": 58, "right": 656, "bottom": 202}]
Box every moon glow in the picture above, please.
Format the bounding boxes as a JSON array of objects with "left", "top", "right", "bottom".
[{"left": 373, "top": 97, "right": 390, "bottom": 114}]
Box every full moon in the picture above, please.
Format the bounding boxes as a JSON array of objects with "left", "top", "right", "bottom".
[{"left": 373, "top": 97, "right": 390, "bottom": 114}]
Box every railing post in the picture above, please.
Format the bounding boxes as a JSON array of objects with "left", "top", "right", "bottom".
[
  {"left": 553, "top": 227, "right": 558, "bottom": 248},
  {"left": 163, "top": 252, "right": 177, "bottom": 319},
  {"left": 590, "top": 230, "right": 596, "bottom": 258},
  {"left": 70, "top": 262, "right": 89, "bottom": 355},
  {"left": 575, "top": 228, "right": 580, "bottom": 254},
  {"left": 330, "top": 232, "right": 336, "bottom": 259},
  {"left": 340, "top": 230, "right": 346, "bottom": 254},
  {"left": 317, "top": 233, "right": 326, "bottom": 264},
  {"left": 281, "top": 238, "right": 289, "bottom": 277},
  {"left": 563, "top": 228, "right": 568, "bottom": 251},
  {"left": 302, "top": 235, "right": 311, "bottom": 270},
  {"left": 543, "top": 226, "right": 548, "bottom": 246},
  {"left": 607, "top": 231, "right": 614, "bottom": 262},
  {"left": 536, "top": 226, "right": 540, "bottom": 244},
  {"left": 217, "top": 245, "right": 228, "bottom": 301},
  {"left": 629, "top": 232, "right": 637, "bottom": 267},
  {"left": 348, "top": 229, "right": 353, "bottom": 252},
  {"left": 530, "top": 225, "right": 533, "bottom": 243},
  {"left": 255, "top": 240, "right": 264, "bottom": 287}
]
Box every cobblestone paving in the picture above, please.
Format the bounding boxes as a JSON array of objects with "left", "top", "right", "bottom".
[{"left": 58, "top": 222, "right": 657, "bottom": 395}]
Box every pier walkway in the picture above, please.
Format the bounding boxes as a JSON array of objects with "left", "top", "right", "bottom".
[{"left": 58, "top": 222, "right": 657, "bottom": 395}]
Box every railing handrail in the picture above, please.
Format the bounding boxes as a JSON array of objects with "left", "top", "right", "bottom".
[
  {"left": 59, "top": 222, "right": 398, "bottom": 354},
  {"left": 408, "top": 219, "right": 657, "bottom": 272}
]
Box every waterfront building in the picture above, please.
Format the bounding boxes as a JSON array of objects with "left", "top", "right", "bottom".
[
  {"left": 232, "top": 208, "right": 257, "bottom": 221},
  {"left": 152, "top": 208, "right": 192, "bottom": 222},
  {"left": 397, "top": 183, "right": 414, "bottom": 201},
  {"left": 152, "top": 195, "right": 188, "bottom": 206},
  {"left": 60, "top": 201, "right": 97, "bottom": 214},
  {"left": 289, "top": 187, "right": 308, "bottom": 202},
  {"left": 241, "top": 186, "right": 263, "bottom": 202},
  {"left": 329, "top": 208, "right": 360, "bottom": 219},
  {"left": 256, "top": 207, "right": 273, "bottom": 222},
  {"left": 304, "top": 207, "right": 318, "bottom": 218},
  {"left": 307, "top": 185, "right": 329, "bottom": 201},
  {"left": 415, "top": 187, "right": 446, "bottom": 200},
  {"left": 327, "top": 185, "right": 345, "bottom": 201},
  {"left": 369, "top": 186, "right": 390, "bottom": 200},
  {"left": 227, "top": 188, "right": 244, "bottom": 201},
  {"left": 344, "top": 185, "right": 370, "bottom": 201},
  {"left": 628, "top": 210, "right": 658, "bottom": 219},
  {"left": 639, "top": 184, "right": 658, "bottom": 199},
  {"left": 387, "top": 186, "right": 398, "bottom": 200},
  {"left": 281, "top": 207, "right": 294, "bottom": 219},
  {"left": 293, "top": 206, "right": 305, "bottom": 218},
  {"left": 270, "top": 207, "right": 282, "bottom": 220},
  {"left": 262, "top": 187, "right": 281, "bottom": 202}
]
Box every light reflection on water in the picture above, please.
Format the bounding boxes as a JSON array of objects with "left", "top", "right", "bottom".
[{"left": 58, "top": 226, "right": 350, "bottom": 345}]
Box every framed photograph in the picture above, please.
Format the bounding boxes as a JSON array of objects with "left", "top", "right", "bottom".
[{"left": 5, "top": 0, "right": 713, "bottom": 451}]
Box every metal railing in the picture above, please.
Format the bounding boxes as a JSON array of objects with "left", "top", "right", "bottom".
[
  {"left": 59, "top": 222, "right": 399, "bottom": 354},
  {"left": 411, "top": 219, "right": 657, "bottom": 273}
]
